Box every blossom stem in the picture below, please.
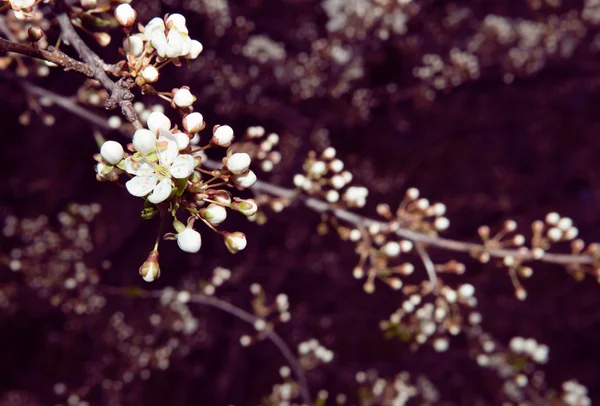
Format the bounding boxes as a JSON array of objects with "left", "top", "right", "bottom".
[
  {"left": 198, "top": 217, "right": 219, "bottom": 233},
  {"left": 154, "top": 207, "right": 167, "bottom": 250},
  {"left": 201, "top": 198, "right": 231, "bottom": 208},
  {"left": 155, "top": 59, "right": 173, "bottom": 70},
  {"left": 189, "top": 145, "right": 212, "bottom": 154}
]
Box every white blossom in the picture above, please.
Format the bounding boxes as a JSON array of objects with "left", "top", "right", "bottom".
[
  {"left": 234, "top": 170, "right": 257, "bottom": 188},
  {"left": 177, "top": 228, "right": 202, "bottom": 253},
  {"left": 115, "top": 3, "right": 136, "bottom": 27},
  {"left": 213, "top": 125, "right": 234, "bottom": 146},
  {"left": 182, "top": 112, "right": 203, "bottom": 133},
  {"left": 100, "top": 140, "right": 124, "bottom": 165},
  {"left": 172, "top": 87, "right": 195, "bottom": 108},
  {"left": 225, "top": 232, "right": 247, "bottom": 253},
  {"left": 123, "top": 34, "right": 145, "bottom": 57},
  {"left": 9, "top": 0, "right": 35, "bottom": 10},
  {"left": 140, "top": 65, "right": 159, "bottom": 83},
  {"left": 187, "top": 40, "right": 204, "bottom": 59},
  {"left": 237, "top": 199, "right": 258, "bottom": 216},
  {"left": 144, "top": 18, "right": 165, "bottom": 40},
  {"left": 166, "top": 13, "right": 188, "bottom": 34},
  {"left": 226, "top": 153, "right": 251, "bottom": 174},
  {"left": 125, "top": 139, "right": 195, "bottom": 204},
  {"left": 204, "top": 204, "right": 227, "bottom": 225},
  {"left": 158, "top": 129, "right": 189, "bottom": 151},
  {"left": 344, "top": 186, "right": 368, "bottom": 207},
  {"left": 458, "top": 284, "right": 475, "bottom": 298},
  {"left": 382, "top": 241, "right": 401, "bottom": 257},
  {"left": 147, "top": 111, "right": 171, "bottom": 134},
  {"left": 132, "top": 129, "right": 157, "bottom": 155}
]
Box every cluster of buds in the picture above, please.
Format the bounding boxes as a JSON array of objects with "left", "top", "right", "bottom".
[
  {"left": 466, "top": 330, "right": 559, "bottom": 404},
  {"left": 262, "top": 368, "right": 302, "bottom": 406},
  {"left": 477, "top": 213, "right": 587, "bottom": 300},
  {"left": 380, "top": 281, "right": 478, "bottom": 350},
  {"left": 198, "top": 266, "right": 232, "bottom": 296},
  {"left": 561, "top": 380, "right": 591, "bottom": 406},
  {"left": 333, "top": 189, "right": 455, "bottom": 294},
  {"left": 342, "top": 223, "right": 415, "bottom": 294},
  {"left": 1, "top": 203, "right": 105, "bottom": 315},
  {"left": 294, "top": 147, "right": 368, "bottom": 207},
  {"left": 508, "top": 336, "right": 549, "bottom": 364},
  {"left": 354, "top": 370, "right": 440, "bottom": 405},
  {"left": 378, "top": 187, "right": 450, "bottom": 233},
  {"left": 297, "top": 338, "right": 334, "bottom": 368},
  {"left": 233, "top": 126, "right": 282, "bottom": 173},
  {"left": 239, "top": 284, "right": 291, "bottom": 347},
  {"left": 477, "top": 220, "right": 532, "bottom": 300},
  {"left": 116, "top": 9, "right": 203, "bottom": 92},
  {"left": 94, "top": 110, "right": 258, "bottom": 282}
]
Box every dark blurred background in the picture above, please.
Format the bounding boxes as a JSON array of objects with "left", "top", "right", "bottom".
[{"left": 2, "top": 0, "right": 600, "bottom": 404}]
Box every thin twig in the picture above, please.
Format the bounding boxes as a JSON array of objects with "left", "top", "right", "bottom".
[
  {"left": 415, "top": 242, "right": 437, "bottom": 289},
  {"left": 102, "top": 286, "right": 312, "bottom": 405}
]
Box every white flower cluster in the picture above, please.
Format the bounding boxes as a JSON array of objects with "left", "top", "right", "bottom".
[
  {"left": 118, "top": 11, "right": 203, "bottom": 90},
  {"left": 297, "top": 339, "right": 334, "bottom": 364},
  {"left": 96, "top": 108, "right": 259, "bottom": 281},
  {"left": 508, "top": 336, "right": 549, "bottom": 364},
  {"left": 144, "top": 14, "right": 203, "bottom": 60},
  {"left": 562, "top": 380, "right": 591, "bottom": 406}
]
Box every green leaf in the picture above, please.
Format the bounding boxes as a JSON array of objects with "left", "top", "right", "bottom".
[{"left": 80, "top": 13, "right": 113, "bottom": 28}]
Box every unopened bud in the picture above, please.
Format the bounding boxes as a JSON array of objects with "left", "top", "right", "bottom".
[
  {"left": 28, "top": 26, "right": 44, "bottom": 43},
  {"left": 115, "top": 3, "right": 137, "bottom": 28},
  {"left": 232, "top": 199, "right": 258, "bottom": 216},
  {"left": 94, "top": 32, "right": 112, "bottom": 47},
  {"left": 202, "top": 204, "right": 227, "bottom": 225},
  {"left": 172, "top": 87, "right": 195, "bottom": 108},
  {"left": 80, "top": 0, "right": 97, "bottom": 10},
  {"left": 212, "top": 125, "right": 234, "bottom": 146},
  {"left": 206, "top": 189, "right": 232, "bottom": 205},
  {"left": 182, "top": 112, "right": 204, "bottom": 134},
  {"left": 139, "top": 250, "right": 160, "bottom": 282},
  {"left": 224, "top": 231, "right": 247, "bottom": 254},
  {"left": 140, "top": 65, "right": 159, "bottom": 83}
]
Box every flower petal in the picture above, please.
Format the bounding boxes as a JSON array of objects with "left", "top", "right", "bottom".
[
  {"left": 126, "top": 174, "right": 159, "bottom": 197},
  {"left": 157, "top": 132, "right": 179, "bottom": 166},
  {"left": 170, "top": 154, "right": 195, "bottom": 179},
  {"left": 125, "top": 157, "right": 155, "bottom": 176},
  {"left": 165, "top": 28, "right": 184, "bottom": 58},
  {"left": 148, "top": 178, "right": 173, "bottom": 204},
  {"left": 151, "top": 31, "right": 168, "bottom": 58}
]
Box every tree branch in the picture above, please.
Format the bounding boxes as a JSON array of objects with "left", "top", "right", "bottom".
[
  {"left": 18, "top": 81, "right": 596, "bottom": 269},
  {"left": 55, "top": 13, "right": 141, "bottom": 128},
  {"left": 0, "top": 37, "right": 95, "bottom": 77}
]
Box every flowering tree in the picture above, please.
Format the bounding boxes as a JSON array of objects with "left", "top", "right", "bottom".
[{"left": 1, "top": 0, "right": 599, "bottom": 405}]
